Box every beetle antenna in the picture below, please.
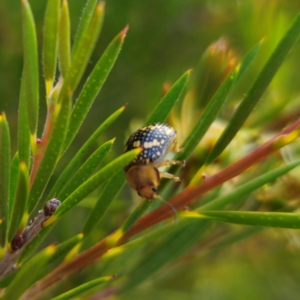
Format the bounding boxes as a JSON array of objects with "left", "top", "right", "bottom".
[{"left": 155, "top": 195, "right": 177, "bottom": 224}]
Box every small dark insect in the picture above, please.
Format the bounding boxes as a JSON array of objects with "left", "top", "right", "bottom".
[
  {"left": 44, "top": 198, "right": 61, "bottom": 217},
  {"left": 11, "top": 234, "right": 24, "bottom": 251},
  {"left": 124, "top": 123, "right": 185, "bottom": 221}
]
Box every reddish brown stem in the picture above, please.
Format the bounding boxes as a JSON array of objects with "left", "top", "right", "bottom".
[
  {"left": 22, "top": 118, "right": 300, "bottom": 299},
  {"left": 122, "top": 117, "right": 300, "bottom": 239},
  {"left": 29, "top": 104, "right": 56, "bottom": 186}
]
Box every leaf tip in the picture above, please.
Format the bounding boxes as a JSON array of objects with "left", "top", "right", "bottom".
[
  {"left": 186, "top": 69, "right": 193, "bottom": 75},
  {"left": 46, "top": 244, "right": 57, "bottom": 255},
  {"left": 0, "top": 112, "right": 6, "bottom": 122},
  {"left": 259, "top": 36, "right": 266, "bottom": 44},
  {"left": 120, "top": 24, "right": 129, "bottom": 39},
  {"left": 42, "top": 214, "right": 57, "bottom": 228},
  {"left": 19, "top": 161, "right": 28, "bottom": 172},
  {"left": 109, "top": 137, "right": 116, "bottom": 144},
  {"left": 97, "top": 1, "right": 106, "bottom": 13}
]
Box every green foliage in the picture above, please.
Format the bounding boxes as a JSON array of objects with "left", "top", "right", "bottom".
[
  {"left": 0, "top": 1, "right": 300, "bottom": 299},
  {"left": 205, "top": 12, "right": 300, "bottom": 165},
  {"left": 21, "top": 0, "right": 39, "bottom": 139},
  {"left": 0, "top": 113, "right": 10, "bottom": 247}
]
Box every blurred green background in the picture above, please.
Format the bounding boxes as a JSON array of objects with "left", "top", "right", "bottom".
[{"left": 1, "top": 0, "right": 300, "bottom": 299}]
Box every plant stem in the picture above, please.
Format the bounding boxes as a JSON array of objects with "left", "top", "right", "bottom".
[{"left": 22, "top": 117, "right": 300, "bottom": 299}]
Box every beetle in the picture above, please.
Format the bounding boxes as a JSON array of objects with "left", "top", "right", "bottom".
[{"left": 124, "top": 123, "right": 185, "bottom": 220}]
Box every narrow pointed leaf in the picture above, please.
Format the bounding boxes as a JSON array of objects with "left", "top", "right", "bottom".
[
  {"left": 146, "top": 70, "right": 190, "bottom": 125},
  {"left": 177, "top": 67, "right": 238, "bottom": 161},
  {"left": 199, "top": 211, "right": 300, "bottom": 229},
  {"left": 47, "top": 106, "right": 125, "bottom": 200},
  {"left": 28, "top": 94, "right": 71, "bottom": 212},
  {"left": 58, "top": 139, "right": 114, "bottom": 200},
  {"left": 52, "top": 275, "right": 114, "bottom": 300},
  {"left": 8, "top": 162, "right": 29, "bottom": 241},
  {"left": 72, "top": 0, "right": 98, "bottom": 56},
  {"left": 0, "top": 233, "right": 84, "bottom": 288},
  {"left": 0, "top": 113, "right": 10, "bottom": 247},
  {"left": 177, "top": 42, "right": 261, "bottom": 163},
  {"left": 58, "top": 0, "right": 71, "bottom": 79},
  {"left": 28, "top": 233, "right": 84, "bottom": 282},
  {"left": 120, "top": 161, "right": 300, "bottom": 292},
  {"left": 92, "top": 71, "right": 190, "bottom": 231},
  {"left": 205, "top": 12, "right": 300, "bottom": 164},
  {"left": 22, "top": 0, "right": 39, "bottom": 138},
  {"left": 1, "top": 245, "right": 56, "bottom": 300},
  {"left": 62, "top": 2, "right": 104, "bottom": 96},
  {"left": 121, "top": 200, "right": 152, "bottom": 233},
  {"left": 18, "top": 74, "right": 30, "bottom": 167},
  {"left": 63, "top": 26, "right": 128, "bottom": 151},
  {"left": 43, "top": 0, "right": 60, "bottom": 95},
  {"left": 82, "top": 170, "right": 126, "bottom": 237},
  {"left": 120, "top": 219, "right": 210, "bottom": 293},
  {"left": 43, "top": 148, "right": 142, "bottom": 226},
  {"left": 8, "top": 153, "right": 19, "bottom": 222},
  {"left": 0, "top": 270, "right": 15, "bottom": 289}
]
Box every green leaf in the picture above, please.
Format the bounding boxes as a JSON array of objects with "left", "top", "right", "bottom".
[
  {"left": 58, "top": 0, "right": 70, "bottom": 79},
  {"left": 18, "top": 73, "right": 30, "bottom": 168},
  {"left": 43, "top": 0, "right": 60, "bottom": 96},
  {"left": 235, "top": 42, "right": 261, "bottom": 82},
  {"left": 58, "top": 139, "right": 115, "bottom": 200},
  {"left": 63, "top": 26, "right": 128, "bottom": 151},
  {"left": 205, "top": 12, "right": 300, "bottom": 164},
  {"left": 146, "top": 70, "right": 190, "bottom": 125},
  {"left": 8, "top": 153, "right": 19, "bottom": 223},
  {"left": 178, "top": 67, "right": 238, "bottom": 161},
  {"left": 71, "top": 0, "right": 98, "bottom": 56},
  {"left": 0, "top": 113, "right": 10, "bottom": 247},
  {"left": 0, "top": 233, "right": 84, "bottom": 289},
  {"left": 43, "top": 148, "right": 142, "bottom": 226},
  {"left": 105, "top": 71, "right": 191, "bottom": 231},
  {"left": 63, "top": 1, "right": 104, "bottom": 96},
  {"left": 121, "top": 200, "right": 152, "bottom": 233},
  {"left": 1, "top": 245, "right": 56, "bottom": 300},
  {"left": 28, "top": 93, "right": 71, "bottom": 212},
  {"left": 199, "top": 211, "right": 300, "bottom": 229},
  {"left": 120, "top": 160, "right": 300, "bottom": 291},
  {"left": 47, "top": 106, "right": 125, "bottom": 200},
  {"left": 51, "top": 275, "right": 114, "bottom": 300},
  {"left": 199, "top": 160, "right": 300, "bottom": 211},
  {"left": 82, "top": 170, "right": 125, "bottom": 237},
  {"left": 22, "top": 0, "right": 39, "bottom": 138},
  {"left": 18, "top": 225, "right": 53, "bottom": 264},
  {"left": 120, "top": 219, "right": 210, "bottom": 293},
  {"left": 165, "top": 43, "right": 261, "bottom": 174},
  {"left": 82, "top": 70, "right": 190, "bottom": 235},
  {"left": 8, "top": 162, "right": 29, "bottom": 241},
  {"left": 0, "top": 269, "right": 15, "bottom": 289}
]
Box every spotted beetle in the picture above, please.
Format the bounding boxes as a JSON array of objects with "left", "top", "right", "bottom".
[{"left": 124, "top": 123, "right": 185, "bottom": 220}]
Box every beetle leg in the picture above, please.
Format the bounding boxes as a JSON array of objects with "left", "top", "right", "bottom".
[
  {"left": 160, "top": 159, "right": 186, "bottom": 168},
  {"left": 160, "top": 171, "right": 181, "bottom": 182},
  {"left": 168, "top": 140, "right": 182, "bottom": 153}
]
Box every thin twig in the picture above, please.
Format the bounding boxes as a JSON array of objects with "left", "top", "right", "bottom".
[
  {"left": 0, "top": 198, "right": 61, "bottom": 278},
  {"left": 22, "top": 118, "right": 300, "bottom": 299}
]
